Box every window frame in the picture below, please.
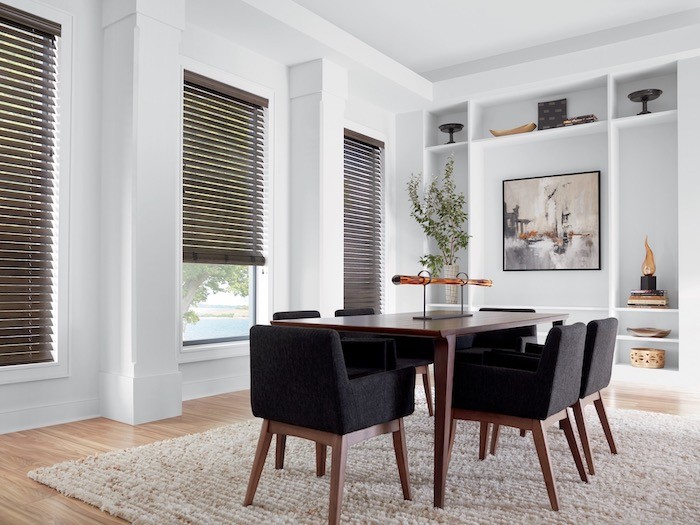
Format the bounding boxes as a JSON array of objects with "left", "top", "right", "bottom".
[
  {"left": 0, "top": 0, "right": 72, "bottom": 385},
  {"left": 178, "top": 59, "right": 272, "bottom": 363}
]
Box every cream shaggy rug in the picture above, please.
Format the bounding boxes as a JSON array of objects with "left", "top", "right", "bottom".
[{"left": 29, "top": 393, "right": 700, "bottom": 524}]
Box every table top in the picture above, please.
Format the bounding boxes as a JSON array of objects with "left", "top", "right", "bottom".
[{"left": 270, "top": 310, "right": 569, "bottom": 338}]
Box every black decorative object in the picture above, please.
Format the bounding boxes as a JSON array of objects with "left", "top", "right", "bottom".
[
  {"left": 640, "top": 276, "right": 657, "bottom": 291},
  {"left": 628, "top": 89, "right": 662, "bottom": 115},
  {"left": 538, "top": 98, "right": 567, "bottom": 130},
  {"left": 438, "top": 123, "right": 463, "bottom": 144}
]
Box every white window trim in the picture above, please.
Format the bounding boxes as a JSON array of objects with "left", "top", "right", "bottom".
[
  {"left": 0, "top": 1, "right": 73, "bottom": 385},
  {"left": 177, "top": 58, "right": 274, "bottom": 363}
]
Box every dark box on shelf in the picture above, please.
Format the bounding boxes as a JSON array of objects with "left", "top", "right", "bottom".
[
  {"left": 640, "top": 275, "right": 657, "bottom": 290},
  {"left": 538, "top": 98, "right": 567, "bottom": 130}
]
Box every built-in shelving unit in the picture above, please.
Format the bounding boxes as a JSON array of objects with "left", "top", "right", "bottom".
[{"left": 416, "top": 58, "right": 695, "bottom": 387}]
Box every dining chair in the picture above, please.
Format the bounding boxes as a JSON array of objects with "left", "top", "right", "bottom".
[
  {"left": 244, "top": 325, "right": 415, "bottom": 525},
  {"left": 448, "top": 323, "right": 589, "bottom": 511},
  {"left": 484, "top": 318, "right": 619, "bottom": 475},
  {"left": 335, "top": 307, "right": 436, "bottom": 416}
]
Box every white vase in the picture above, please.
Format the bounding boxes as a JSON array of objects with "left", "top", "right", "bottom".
[{"left": 443, "top": 264, "right": 459, "bottom": 304}]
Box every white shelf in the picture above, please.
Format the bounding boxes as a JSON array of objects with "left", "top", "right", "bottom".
[
  {"left": 425, "top": 141, "right": 468, "bottom": 154},
  {"left": 617, "top": 335, "right": 679, "bottom": 343},
  {"left": 612, "top": 109, "right": 677, "bottom": 129},
  {"left": 613, "top": 363, "right": 680, "bottom": 385},
  {"left": 471, "top": 120, "right": 606, "bottom": 148},
  {"left": 614, "top": 307, "right": 679, "bottom": 313}
]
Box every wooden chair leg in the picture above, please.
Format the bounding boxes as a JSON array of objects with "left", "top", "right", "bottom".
[
  {"left": 329, "top": 435, "right": 349, "bottom": 525},
  {"left": 594, "top": 394, "right": 618, "bottom": 454},
  {"left": 572, "top": 400, "right": 595, "bottom": 475},
  {"left": 316, "top": 442, "right": 327, "bottom": 477},
  {"left": 531, "top": 420, "right": 559, "bottom": 511},
  {"left": 489, "top": 424, "right": 501, "bottom": 455},
  {"left": 478, "top": 421, "right": 489, "bottom": 460},
  {"left": 448, "top": 418, "right": 457, "bottom": 467},
  {"left": 519, "top": 429, "right": 527, "bottom": 437},
  {"left": 560, "top": 412, "right": 589, "bottom": 483},
  {"left": 392, "top": 418, "right": 412, "bottom": 500},
  {"left": 243, "top": 419, "right": 273, "bottom": 506},
  {"left": 275, "top": 434, "right": 286, "bottom": 469},
  {"left": 421, "top": 367, "right": 434, "bottom": 417}
]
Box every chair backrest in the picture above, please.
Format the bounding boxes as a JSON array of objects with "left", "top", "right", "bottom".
[
  {"left": 272, "top": 310, "right": 321, "bottom": 320},
  {"left": 335, "top": 308, "right": 375, "bottom": 317},
  {"left": 536, "top": 323, "right": 587, "bottom": 417},
  {"left": 580, "top": 318, "right": 619, "bottom": 397},
  {"left": 249, "top": 325, "right": 351, "bottom": 433},
  {"left": 472, "top": 308, "right": 537, "bottom": 350}
]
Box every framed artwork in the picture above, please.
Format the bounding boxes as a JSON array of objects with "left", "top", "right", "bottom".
[{"left": 503, "top": 171, "right": 601, "bottom": 271}]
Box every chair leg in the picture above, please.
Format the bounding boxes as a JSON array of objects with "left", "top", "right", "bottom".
[
  {"left": 316, "top": 442, "right": 327, "bottom": 477},
  {"left": 478, "top": 421, "right": 489, "bottom": 460},
  {"left": 275, "top": 434, "right": 286, "bottom": 469},
  {"left": 447, "top": 418, "right": 456, "bottom": 467},
  {"left": 594, "top": 394, "right": 618, "bottom": 454},
  {"left": 572, "top": 400, "right": 595, "bottom": 475},
  {"left": 560, "top": 412, "right": 589, "bottom": 483},
  {"left": 531, "top": 420, "right": 559, "bottom": 511},
  {"left": 243, "top": 419, "right": 273, "bottom": 506},
  {"left": 421, "top": 366, "right": 434, "bottom": 417},
  {"left": 489, "top": 424, "right": 501, "bottom": 455},
  {"left": 392, "top": 418, "right": 412, "bottom": 500},
  {"left": 329, "top": 435, "right": 349, "bottom": 525},
  {"left": 519, "top": 429, "right": 527, "bottom": 437}
]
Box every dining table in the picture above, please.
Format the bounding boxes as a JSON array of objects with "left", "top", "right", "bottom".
[{"left": 270, "top": 309, "right": 569, "bottom": 508}]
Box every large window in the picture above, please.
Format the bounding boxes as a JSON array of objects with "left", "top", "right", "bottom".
[
  {"left": 181, "top": 71, "right": 267, "bottom": 345},
  {"left": 343, "top": 130, "right": 384, "bottom": 313},
  {"left": 0, "top": 4, "right": 61, "bottom": 366}
]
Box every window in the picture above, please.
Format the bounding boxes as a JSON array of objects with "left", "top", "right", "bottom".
[
  {"left": 181, "top": 71, "right": 267, "bottom": 345},
  {"left": 0, "top": 4, "right": 61, "bottom": 366},
  {"left": 343, "top": 130, "right": 384, "bottom": 313}
]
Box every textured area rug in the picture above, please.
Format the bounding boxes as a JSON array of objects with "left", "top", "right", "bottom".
[{"left": 29, "top": 394, "right": 700, "bottom": 524}]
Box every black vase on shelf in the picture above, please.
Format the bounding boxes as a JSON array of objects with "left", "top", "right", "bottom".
[
  {"left": 438, "top": 123, "right": 463, "bottom": 144},
  {"left": 628, "top": 89, "right": 662, "bottom": 115}
]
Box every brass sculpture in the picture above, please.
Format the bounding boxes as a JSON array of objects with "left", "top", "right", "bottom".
[{"left": 642, "top": 236, "right": 656, "bottom": 276}]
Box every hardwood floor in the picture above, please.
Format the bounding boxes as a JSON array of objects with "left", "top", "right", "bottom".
[{"left": 1, "top": 383, "right": 697, "bottom": 524}]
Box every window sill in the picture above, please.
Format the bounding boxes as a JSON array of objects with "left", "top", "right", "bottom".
[
  {"left": 0, "top": 359, "right": 69, "bottom": 385},
  {"left": 178, "top": 339, "right": 250, "bottom": 364}
]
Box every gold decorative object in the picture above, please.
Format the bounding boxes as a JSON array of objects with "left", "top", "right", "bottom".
[
  {"left": 630, "top": 348, "right": 665, "bottom": 369},
  {"left": 642, "top": 236, "right": 656, "bottom": 276},
  {"left": 489, "top": 122, "right": 537, "bottom": 137}
]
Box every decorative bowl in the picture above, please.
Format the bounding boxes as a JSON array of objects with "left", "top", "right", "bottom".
[
  {"left": 489, "top": 122, "right": 537, "bottom": 137},
  {"left": 627, "top": 327, "right": 671, "bottom": 338},
  {"left": 630, "top": 348, "right": 665, "bottom": 368}
]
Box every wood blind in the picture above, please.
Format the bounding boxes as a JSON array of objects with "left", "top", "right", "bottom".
[
  {"left": 182, "top": 71, "right": 267, "bottom": 266},
  {"left": 0, "top": 5, "right": 60, "bottom": 366},
  {"left": 343, "top": 130, "right": 384, "bottom": 313}
]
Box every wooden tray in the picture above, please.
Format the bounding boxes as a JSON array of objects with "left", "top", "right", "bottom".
[
  {"left": 489, "top": 122, "right": 537, "bottom": 137},
  {"left": 627, "top": 327, "right": 671, "bottom": 338}
]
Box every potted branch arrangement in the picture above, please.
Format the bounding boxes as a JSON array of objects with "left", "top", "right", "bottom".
[{"left": 407, "top": 155, "right": 470, "bottom": 303}]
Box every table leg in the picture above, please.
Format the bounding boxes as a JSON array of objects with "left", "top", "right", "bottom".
[{"left": 433, "top": 334, "right": 455, "bottom": 508}]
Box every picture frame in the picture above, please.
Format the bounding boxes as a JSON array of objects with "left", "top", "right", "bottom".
[{"left": 503, "top": 171, "right": 601, "bottom": 271}]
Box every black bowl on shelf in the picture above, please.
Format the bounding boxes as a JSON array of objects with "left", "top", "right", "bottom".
[
  {"left": 438, "top": 123, "right": 464, "bottom": 144},
  {"left": 627, "top": 88, "right": 662, "bottom": 115}
]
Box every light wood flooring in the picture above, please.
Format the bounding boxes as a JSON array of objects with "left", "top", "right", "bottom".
[{"left": 1, "top": 383, "right": 698, "bottom": 524}]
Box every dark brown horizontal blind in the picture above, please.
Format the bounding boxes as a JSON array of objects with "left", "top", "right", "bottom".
[
  {"left": 343, "top": 130, "right": 384, "bottom": 313},
  {"left": 0, "top": 5, "right": 59, "bottom": 366},
  {"left": 182, "top": 71, "right": 267, "bottom": 266}
]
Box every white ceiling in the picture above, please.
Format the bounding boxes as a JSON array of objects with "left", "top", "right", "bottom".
[{"left": 292, "top": 0, "right": 700, "bottom": 75}]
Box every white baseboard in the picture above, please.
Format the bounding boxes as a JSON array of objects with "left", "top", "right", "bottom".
[
  {"left": 182, "top": 373, "right": 250, "bottom": 401},
  {"left": 0, "top": 397, "right": 100, "bottom": 435}
]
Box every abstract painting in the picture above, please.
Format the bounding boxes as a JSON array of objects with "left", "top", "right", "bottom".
[{"left": 503, "top": 171, "right": 600, "bottom": 271}]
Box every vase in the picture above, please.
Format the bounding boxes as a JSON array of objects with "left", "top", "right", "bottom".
[{"left": 443, "top": 264, "right": 459, "bottom": 304}]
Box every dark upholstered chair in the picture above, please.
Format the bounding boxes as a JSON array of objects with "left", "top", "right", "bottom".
[
  {"left": 572, "top": 317, "right": 619, "bottom": 474},
  {"left": 485, "top": 318, "right": 619, "bottom": 475},
  {"left": 335, "top": 308, "right": 436, "bottom": 416},
  {"left": 455, "top": 307, "right": 537, "bottom": 364},
  {"left": 244, "top": 325, "right": 415, "bottom": 525},
  {"left": 272, "top": 310, "right": 322, "bottom": 321},
  {"left": 448, "top": 323, "right": 589, "bottom": 511}
]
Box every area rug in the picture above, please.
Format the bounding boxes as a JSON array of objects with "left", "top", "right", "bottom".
[{"left": 29, "top": 394, "right": 700, "bottom": 524}]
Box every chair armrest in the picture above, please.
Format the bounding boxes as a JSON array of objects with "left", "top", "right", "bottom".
[
  {"left": 523, "top": 342, "right": 544, "bottom": 355},
  {"left": 484, "top": 349, "right": 539, "bottom": 372},
  {"left": 340, "top": 338, "right": 397, "bottom": 371},
  {"left": 517, "top": 335, "right": 539, "bottom": 352}
]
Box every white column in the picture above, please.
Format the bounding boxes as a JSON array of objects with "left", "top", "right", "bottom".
[
  {"left": 289, "top": 60, "right": 347, "bottom": 316},
  {"left": 99, "top": 0, "right": 184, "bottom": 424}
]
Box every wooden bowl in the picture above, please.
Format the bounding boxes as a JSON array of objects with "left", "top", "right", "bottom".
[
  {"left": 490, "top": 122, "right": 537, "bottom": 137},
  {"left": 630, "top": 348, "right": 665, "bottom": 369},
  {"left": 626, "top": 327, "right": 671, "bottom": 338}
]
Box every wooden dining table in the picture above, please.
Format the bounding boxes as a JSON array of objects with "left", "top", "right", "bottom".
[{"left": 271, "top": 309, "right": 569, "bottom": 508}]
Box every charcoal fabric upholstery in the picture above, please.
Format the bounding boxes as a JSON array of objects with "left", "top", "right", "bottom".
[
  {"left": 272, "top": 310, "right": 321, "bottom": 320},
  {"left": 455, "top": 308, "right": 537, "bottom": 363},
  {"left": 452, "top": 323, "right": 586, "bottom": 420},
  {"left": 250, "top": 325, "right": 415, "bottom": 435},
  {"left": 580, "top": 318, "right": 618, "bottom": 398},
  {"left": 335, "top": 308, "right": 375, "bottom": 317},
  {"left": 483, "top": 349, "right": 540, "bottom": 372}
]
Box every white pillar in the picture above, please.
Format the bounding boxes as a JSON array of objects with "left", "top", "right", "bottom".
[
  {"left": 289, "top": 60, "right": 347, "bottom": 316},
  {"left": 99, "top": 0, "right": 184, "bottom": 424}
]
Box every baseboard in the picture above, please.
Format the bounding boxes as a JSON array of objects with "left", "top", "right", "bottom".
[
  {"left": 0, "top": 397, "right": 100, "bottom": 435},
  {"left": 182, "top": 373, "right": 250, "bottom": 401}
]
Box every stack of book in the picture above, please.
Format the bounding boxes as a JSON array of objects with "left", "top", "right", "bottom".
[
  {"left": 627, "top": 290, "right": 668, "bottom": 308},
  {"left": 563, "top": 114, "right": 599, "bottom": 126}
]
